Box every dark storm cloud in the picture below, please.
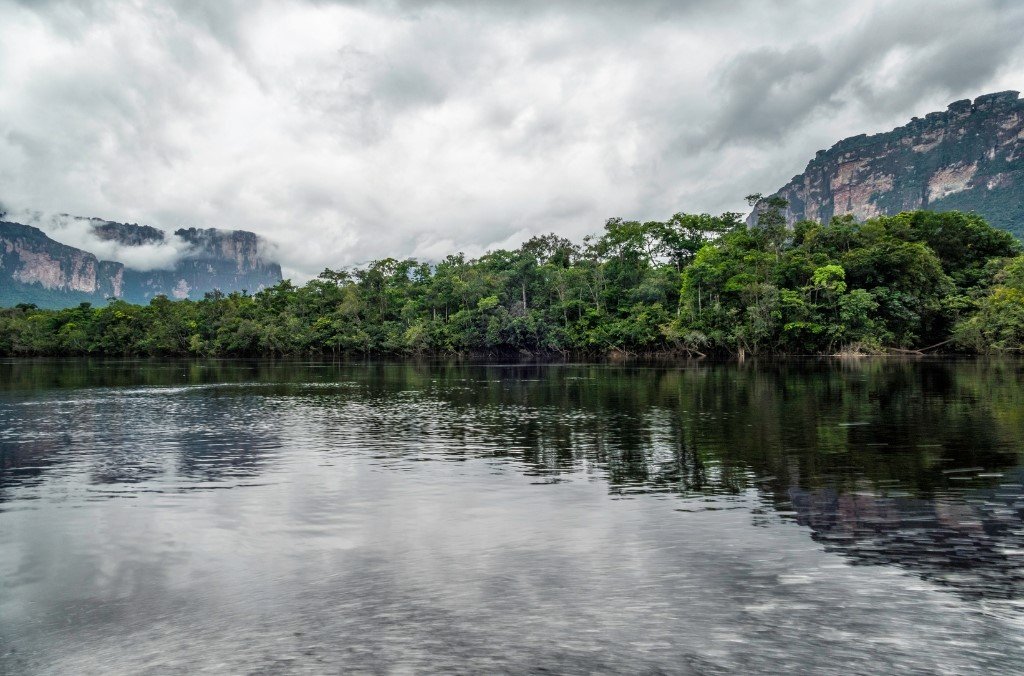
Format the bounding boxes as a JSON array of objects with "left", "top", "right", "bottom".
[{"left": 0, "top": 0, "right": 1021, "bottom": 279}]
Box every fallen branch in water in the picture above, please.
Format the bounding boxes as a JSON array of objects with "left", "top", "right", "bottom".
[
  {"left": 918, "top": 338, "right": 955, "bottom": 352},
  {"left": 887, "top": 347, "right": 924, "bottom": 355}
]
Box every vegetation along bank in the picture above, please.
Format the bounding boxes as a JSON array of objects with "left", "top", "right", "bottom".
[{"left": 3, "top": 199, "right": 1023, "bottom": 357}]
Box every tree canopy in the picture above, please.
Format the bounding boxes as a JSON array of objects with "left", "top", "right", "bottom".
[{"left": 2, "top": 208, "right": 1022, "bottom": 357}]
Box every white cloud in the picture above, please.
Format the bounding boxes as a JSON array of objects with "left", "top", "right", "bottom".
[
  {"left": 6, "top": 208, "right": 193, "bottom": 271},
  {"left": 0, "top": 0, "right": 1022, "bottom": 282}
]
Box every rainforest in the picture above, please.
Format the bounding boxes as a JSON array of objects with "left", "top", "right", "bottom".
[{"left": 2, "top": 200, "right": 1023, "bottom": 357}]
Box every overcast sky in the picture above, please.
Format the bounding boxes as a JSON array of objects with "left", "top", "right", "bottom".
[{"left": 1, "top": 0, "right": 1022, "bottom": 280}]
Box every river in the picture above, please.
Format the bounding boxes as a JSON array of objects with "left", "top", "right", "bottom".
[{"left": 2, "top": 359, "right": 1023, "bottom": 673}]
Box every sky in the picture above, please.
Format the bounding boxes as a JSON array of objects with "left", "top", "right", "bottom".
[{"left": 1, "top": 0, "right": 1022, "bottom": 281}]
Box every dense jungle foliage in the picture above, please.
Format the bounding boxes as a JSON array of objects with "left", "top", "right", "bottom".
[{"left": 2, "top": 200, "right": 1023, "bottom": 356}]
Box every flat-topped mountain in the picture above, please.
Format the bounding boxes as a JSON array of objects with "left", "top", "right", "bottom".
[
  {"left": 92, "top": 219, "right": 165, "bottom": 246},
  {"left": 0, "top": 216, "right": 282, "bottom": 308},
  {"left": 0, "top": 221, "right": 125, "bottom": 307},
  {"left": 97, "top": 220, "right": 283, "bottom": 305},
  {"left": 751, "top": 91, "right": 1024, "bottom": 237}
]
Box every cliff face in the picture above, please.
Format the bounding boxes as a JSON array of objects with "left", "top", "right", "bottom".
[
  {"left": 91, "top": 219, "right": 165, "bottom": 246},
  {"left": 751, "top": 91, "right": 1024, "bottom": 237},
  {"left": 91, "top": 221, "right": 283, "bottom": 304},
  {"left": 0, "top": 217, "right": 283, "bottom": 308},
  {"left": 0, "top": 221, "right": 124, "bottom": 307}
]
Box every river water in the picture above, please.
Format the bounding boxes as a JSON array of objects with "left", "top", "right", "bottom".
[{"left": 1, "top": 359, "right": 1023, "bottom": 674}]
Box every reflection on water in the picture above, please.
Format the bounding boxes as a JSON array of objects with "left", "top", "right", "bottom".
[
  {"left": 1, "top": 359, "right": 1023, "bottom": 673},
  {"left": 789, "top": 476, "right": 1024, "bottom": 601}
]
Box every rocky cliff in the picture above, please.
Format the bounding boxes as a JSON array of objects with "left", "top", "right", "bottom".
[
  {"left": 0, "top": 221, "right": 124, "bottom": 307},
  {"left": 0, "top": 217, "right": 283, "bottom": 308},
  {"left": 751, "top": 91, "right": 1024, "bottom": 237},
  {"left": 95, "top": 221, "right": 283, "bottom": 304}
]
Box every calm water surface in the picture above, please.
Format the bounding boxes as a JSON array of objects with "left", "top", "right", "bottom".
[{"left": 2, "top": 359, "right": 1024, "bottom": 674}]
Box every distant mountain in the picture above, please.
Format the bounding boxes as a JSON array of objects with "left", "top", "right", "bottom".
[
  {"left": 92, "top": 219, "right": 165, "bottom": 246},
  {"left": 92, "top": 220, "right": 283, "bottom": 305},
  {"left": 0, "top": 221, "right": 125, "bottom": 308},
  {"left": 0, "top": 217, "right": 282, "bottom": 309},
  {"left": 750, "top": 91, "right": 1024, "bottom": 237}
]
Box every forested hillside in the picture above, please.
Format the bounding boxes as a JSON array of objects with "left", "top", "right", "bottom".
[{"left": 2, "top": 202, "right": 1022, "bottom": 356}]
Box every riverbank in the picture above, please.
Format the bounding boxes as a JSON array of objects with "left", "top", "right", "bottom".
[{"left": 3, "top": 209, "right": 1024, "bottom": 358}]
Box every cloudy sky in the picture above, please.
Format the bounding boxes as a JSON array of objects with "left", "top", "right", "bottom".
[{"left": 1, "top": 0, "right": 1022, "bottom": 280}]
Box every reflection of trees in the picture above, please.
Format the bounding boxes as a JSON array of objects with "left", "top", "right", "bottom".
[
  {"left": 2, "top": 358, "right": 1023, "bottom": 600},
  {"left": 0, "top": 438, "right": 64, "bottom": 501},
  {"left": 10, "top": 357, "right": 1017, "bottom": 498},
  {"left": 787, "top": 473, "right": 1024, "bottom": 600},
  {"left": 396, "top": 359, "right": 1024, "bottom": 600},
  {"left": 170, "top": 395, "right": 282, "bottom": 481},
  {"left": 0, "top": 371, "right": 286, "bottom": 499}
]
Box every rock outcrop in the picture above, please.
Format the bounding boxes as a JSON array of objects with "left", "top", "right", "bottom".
[
  {"left": 750, "top": 91, "right": 1024, "bottom": 237},
  {"left": 0, "top": 218, "right": 283, "bottom": 308},
  {"left": 0, "top": 221, "right": 124, "bottom": 307},
  {"left": 91, "top": 219, "right": 165, "bottom": 246},
  {"left": 93, "top": 221, "right": 283, "bottom": 304}
]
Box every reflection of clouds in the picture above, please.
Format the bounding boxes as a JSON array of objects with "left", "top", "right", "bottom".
[
  {"left": 2, "top": 358, "right": 1023, "bottom": 604},
  {"left": 0, "top": 384, "right": 284, "bottom": 503}
]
